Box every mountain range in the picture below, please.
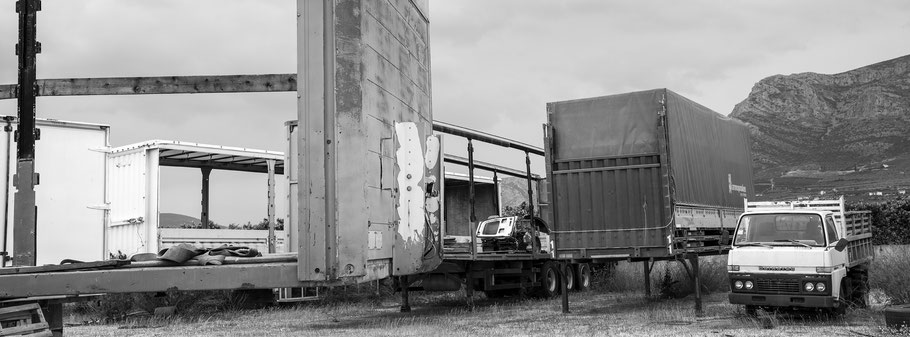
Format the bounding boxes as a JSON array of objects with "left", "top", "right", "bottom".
[{"left": 730, "top": 54, "right": 910, "bottom": 200}]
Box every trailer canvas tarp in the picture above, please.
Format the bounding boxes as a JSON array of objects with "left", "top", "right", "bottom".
[{"left": 546, "top": 88, "right": 753, "bottom": 259}]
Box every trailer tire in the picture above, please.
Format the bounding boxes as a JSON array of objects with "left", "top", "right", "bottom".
[
  {"left": 565, "top": 265, "right": 576, "bottom": 292},
  {"left": 575, "top": 263, "right": 591, "bottom": 291},
  {"left": 885, "top": 304, "right": 910, "bottom": 330},
  {"left": 534, "top": 262, "right": 560, "bottom": 298}
]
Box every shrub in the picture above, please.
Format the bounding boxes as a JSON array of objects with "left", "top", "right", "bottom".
[{"left": 849, "top": 197, "right": 910, "bottom": 245}]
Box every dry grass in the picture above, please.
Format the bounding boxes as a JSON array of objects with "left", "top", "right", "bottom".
[
  {"left": 65, "top": 290, "right": 886, "bottom": 337},
  {"left": 63, "top": 250, "right": 910, "bottom": 336},
  {"left": 595, "top": 255, "right": 729, "bottom": 298},
  {"left": 870, "top": 245, "right": 910, "bottom": 305}
]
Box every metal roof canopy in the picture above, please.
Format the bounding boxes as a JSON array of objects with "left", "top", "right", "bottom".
[{"left": 110, "top": 140, "right": 285, "bottom": 175}]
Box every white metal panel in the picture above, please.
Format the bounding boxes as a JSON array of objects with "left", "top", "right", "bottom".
[
  {"left": 106, "top": 148, "right": 151, "bottom": 257},
  {"left": 159, "top": 228, "right": 287, "bottom": 253},
  {"left": 147, "top": 149, "right": 160, "bottom": 254},
  {"left": 286, "top": 122, "right": 298, "bottom": 252},
  {"left": 1, "top": 118, "right": 108, "bottom": 266}
]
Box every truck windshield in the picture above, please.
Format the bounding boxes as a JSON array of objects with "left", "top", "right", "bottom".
[{"left": 734, "top": 214, "right": 826, "bottom": 247}]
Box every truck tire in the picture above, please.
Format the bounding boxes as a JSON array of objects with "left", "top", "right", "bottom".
[
  {"left": 533, "top": 261, "right": 560, "bottom": 298},
  {"left": 885, "top": 304, "right": 910, "bottom": 329},
  {"left": 565, "top": 264, "right": 576, "bottom": 292},
  {"left": 851, "top": 271, "right": 869, "bottom": 308},
  {"left": 575, "top": 263, "right": 592, "bottom": 291}
]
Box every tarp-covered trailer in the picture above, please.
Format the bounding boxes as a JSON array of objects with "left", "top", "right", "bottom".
[{"left": 545, "top": 88, "right": 753, "bottom": 261}]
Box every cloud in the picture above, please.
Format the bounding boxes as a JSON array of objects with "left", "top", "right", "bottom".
[{"left": 1, "top": 0, "right": 908, "bottom": 222}]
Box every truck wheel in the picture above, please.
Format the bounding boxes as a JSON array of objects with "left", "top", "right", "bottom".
[
  {"left": 885, "top": 304, "right": 910, "bottom": 329},
  {"left": 575, "top": 263, "right": 592, "bottom": 291},
  {"left": 852, "top": 272, "right": 869, "bottom": 308},
  {"left": 534, "top": 262, "right": 560, "bottom": 298}
]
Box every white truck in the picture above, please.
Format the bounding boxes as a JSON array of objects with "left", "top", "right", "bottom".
[{"left": 727, "top": 197, "right": 873, "bottom": 314}]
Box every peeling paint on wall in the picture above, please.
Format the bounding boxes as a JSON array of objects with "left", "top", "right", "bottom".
[{"left": 395, "top": 122, "right": 425, "bottom": 245}]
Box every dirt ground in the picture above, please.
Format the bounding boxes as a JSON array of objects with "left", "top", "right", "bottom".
[{"left": 65, "top": 291, "right": 895, "bottom": 337}]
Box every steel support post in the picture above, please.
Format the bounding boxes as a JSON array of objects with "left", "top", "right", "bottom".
[
  {"left": 561, "top": 262, "right": 570, "bottom": 313},
  {"left": 465, "top": 262, "right": 475, "bottom": 310},
  {"left": 39, "top": 300, "right": 63, "bottom": 337},
  {"left": 467, "top": 139, "right": 475, "bottom": 223},
  {"left": 492, "top": 171, "right": 499, "bottom": 213},
  {"left": 12, "top": 0, "right": 40, "bottom": 267},
  {"left": 643, "top": 260, "right": 651, "bottom": 297},
  {"left": 0, "top": 118, "right": 12, "bottom": 267},
  {"left": 200, "top": 167, "right": 212, "bottom": 227},
  {"left": 467, "top": 139, "right": 476, "bottom": 259},
  {"left": 266, "top": 159, "right": 276, "bottom": 253},
  {"left": 689, "top": 254, "right": 703, "bottom": 315},
  {"left": 525, "top": 152, "right": 534, "bottom": 218},
  {"left": 399, "top": 275, "right": 411, "bottom": 312}
]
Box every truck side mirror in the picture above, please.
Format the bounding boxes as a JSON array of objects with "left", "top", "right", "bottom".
[{"left": 833, "top": 238, "right": 848, "bottom": 252}]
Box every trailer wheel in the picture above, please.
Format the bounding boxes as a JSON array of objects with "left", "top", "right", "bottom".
[
  {"left": 885, "top": 304, "right": 910, "bottom": 329},
  {"left": 565, "top": 264, "right": 576, "bottom": 292},
  {"left": 534, "top": 262, "right": 560, "bottom": 298},
  {"left": 575, "top": 263, "right": 592, "bottom": 291}
]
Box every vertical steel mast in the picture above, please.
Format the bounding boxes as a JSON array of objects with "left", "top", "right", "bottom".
[{"left": 13, "top": 0, "right": 40, "bottom": 267}]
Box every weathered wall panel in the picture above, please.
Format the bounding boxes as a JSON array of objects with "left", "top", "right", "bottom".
[{"left": 296, "top": 0, "right": 436, "bottom": 282}]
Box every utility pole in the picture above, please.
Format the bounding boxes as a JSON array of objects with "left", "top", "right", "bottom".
[{"left": 13, "top": 0, "right": 40, "bottom": 267}]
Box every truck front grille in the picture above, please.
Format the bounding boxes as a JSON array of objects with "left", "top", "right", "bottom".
[{"left": 756, "top": 278, "right": 800, "bottom": 294}]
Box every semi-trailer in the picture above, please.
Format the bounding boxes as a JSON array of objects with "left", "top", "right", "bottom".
[
  {"left": 395, "top": 88, "right": 755, "bottom": 313},
  {"left": 543, "top": 88, "right": 755, "bottom": 310}
]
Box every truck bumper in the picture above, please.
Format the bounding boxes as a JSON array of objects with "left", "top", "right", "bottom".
[{"left": 729, "top": 293, "right": 836, "bottom": 308}]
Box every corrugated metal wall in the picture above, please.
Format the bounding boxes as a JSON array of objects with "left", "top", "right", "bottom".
[
  {"left": 550, "top": 155, "right": 668, "bottom": 256},
  {"left": 106, "top": 148, "right": 151, "bottom": 257}
]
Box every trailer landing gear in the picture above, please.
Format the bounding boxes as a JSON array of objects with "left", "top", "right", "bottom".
[{"left": 399, "top": 276, "right": 411, "bottom": 313}]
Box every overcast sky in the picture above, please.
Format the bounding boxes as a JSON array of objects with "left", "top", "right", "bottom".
[{"left": 0, "top": 0, "right": 908, "bottom": 225}]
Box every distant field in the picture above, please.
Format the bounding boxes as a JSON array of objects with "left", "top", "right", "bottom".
[{"left": 66, "top": 291, "right": 890, "bottom": 337}]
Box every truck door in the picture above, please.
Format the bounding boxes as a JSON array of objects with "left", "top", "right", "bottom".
[{"left": 825, "top": 215, "right": 847, "bottom": 268}]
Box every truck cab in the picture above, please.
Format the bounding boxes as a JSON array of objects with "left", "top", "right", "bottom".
[{"left": 727, "top": 198, "right": 872, "bottom": 314}]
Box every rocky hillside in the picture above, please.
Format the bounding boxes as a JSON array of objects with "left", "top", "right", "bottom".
[{"left": 731, "top": 54, "right": 910, "bottom": 199}]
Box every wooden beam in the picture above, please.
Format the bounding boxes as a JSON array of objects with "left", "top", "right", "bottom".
[{"left": 0, "top": 74, "right": 297, "bottom": 100}]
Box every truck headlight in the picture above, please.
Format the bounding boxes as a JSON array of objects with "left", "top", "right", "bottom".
[
  {"left": 744, "top": 281, "right": 753, "bottom": 290},
  {"left": 804, "top": 282, "right": 815, "bottom": 292},
  {"left": 815, "top": 282, "right": 826, "bottom": 292},
  {"left": 734, "top": 281, "right": 743, "bottom": 290}
]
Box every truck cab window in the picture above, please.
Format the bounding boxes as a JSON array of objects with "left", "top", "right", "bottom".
[
  {"left": 824, "top": 215, "right": 838, "bottom": 244},
  {"left": 734, "top": 214, "right": 825, "bottom": 246}
]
